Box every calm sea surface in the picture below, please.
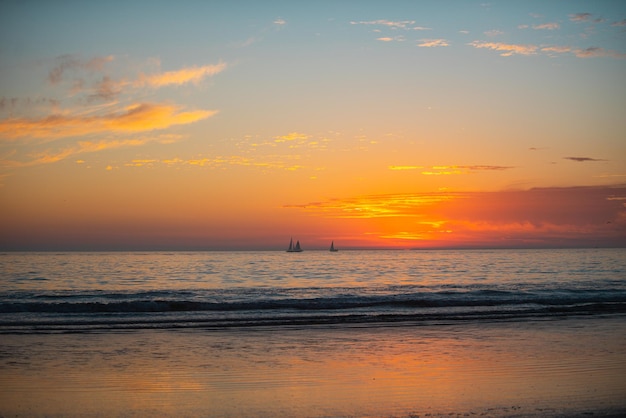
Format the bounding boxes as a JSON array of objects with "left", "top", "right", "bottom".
[
  {"left": 1, "top": 249, "right": 625, "bottom": 333},
  {"left": 1, "top": 249, "right": 625, "bottom": 417}
]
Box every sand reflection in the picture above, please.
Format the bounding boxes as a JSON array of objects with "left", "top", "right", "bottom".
[{"left": 1, "top": 318, "right": 625, "bottom": 417}]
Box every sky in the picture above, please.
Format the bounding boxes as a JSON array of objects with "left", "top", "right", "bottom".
[{"left": 0, "top": 0, "right": 625, "bottom": 250}]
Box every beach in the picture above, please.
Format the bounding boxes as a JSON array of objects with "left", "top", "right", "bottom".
[
  {"left": 2, "top": 316, "right": 625, "bottom": 417},
  {"left": 1, "top": 249, "right": 625, "bottom": 417}
]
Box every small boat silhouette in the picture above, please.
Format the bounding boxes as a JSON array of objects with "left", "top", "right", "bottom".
[
  {"left": 286, "top": 238, "right": 303, "bottom": 252},
  {"left": 329, "top": 241, "right": 338, "bottom": 252}
]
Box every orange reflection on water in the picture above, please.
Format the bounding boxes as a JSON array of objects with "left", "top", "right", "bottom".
[{"left": 1, "top": 319, "right": 625, "bottom": 417}]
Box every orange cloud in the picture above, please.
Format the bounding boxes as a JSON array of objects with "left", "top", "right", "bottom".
[
  {"left": 286, "top": 193, "right": 456, "bottom": 219},
  {"left": 274, "top": 132, "right": 311, "bottom": 142},
  {"left": 287, "top": 185, "right": 626, "bottom": 247},
  {"left": 3, "top": 136, "right": 178, "bottom": 168},
  {"left": 418, "top": 39, "right": 449, "bottom": 47},
  {"left": 541, "top": 46, "right": 572, "bottom": 54},
  {"left": 137, "top": 62, "right": 227, "bottom": 87},
  {"left": 389, "top": 165, "right": 423, "bottom": 170},
  {"left": 469, "top": 41, "right": 538, "bottom": 56},
  {"left": 0, "top": 103, "right": 216, "bottom": 140}
]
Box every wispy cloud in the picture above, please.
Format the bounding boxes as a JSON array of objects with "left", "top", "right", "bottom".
[
  {"left": 533, "top": 22, "right": 560, "bottom": 30},
  {"left": 612, "top": 19, "right": 626, "bottom": 27},
  {"left": 574, "top": 47, "right": 626, "bottom": 59},
  {"left": 119, "top": 154, "right": 307, "bottom": 172},
  {"left": 47, "top": 54, "right": 115, "bottom": 85},
  {"left": 285, "top": 193, "right": 454, "bottom": 219},
  {"left": 273, "top": 18, "right": 286, "bottom": 26},
  {"left": 0, "top": 103, "right": 216, "bottom": 140},
  {"left": 417, "top": 39, "right": 449, "bottom": 47},
  {"left": 470, "top": 41, "right": 625, "bottom": 59},
  {"left": 389, "top": 165, "right": 514, "bottom": 175},
  {"left": 0, "top": 55, "right": 227, "bottom": 173},
  {"left": 274, "top": 132, "right": 311, "bottom": 142},
  {"left": 484, "top": 29, "right": 504, "bottom": 37},
  {"left": 3, "top": 135, "right": 180, "bottom": 168},
  {"left": 377, "top": 36, "right": 406, "bottom": 42},
  {"left": 564, "top": 156, "right": 607, "bottom": 162},
  {"left": 420, "top": 165, "right": 514, "bottom": 176},
  {"left": 541, "top": 46, "right": 573, "bottom": 54},
  {"left": 42, "top": 54, "right": 226, "bottom": 102},
  {"left": 136, "top": 62, "right": 227, "bottom": 88},
  {"left": 350, "top": 20, "right": 430, "bottom": 31},
  {"left": 468, "top": 41, "right": 538, "bottom": 56},
  {"left": 389, "top": 165, "right": 423, "bottom": 171},
  {"left": 569, "top": 13, "right": 593, "bottom": 22}
]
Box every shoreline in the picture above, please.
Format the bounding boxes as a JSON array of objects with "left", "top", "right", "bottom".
[{"left": 1, "top": 316, "right": 625, "bottom": 417}]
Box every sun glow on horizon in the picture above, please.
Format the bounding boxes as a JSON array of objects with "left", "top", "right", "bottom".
[{"left": 0, "top": 1, "right": 625, "bottom": 250}]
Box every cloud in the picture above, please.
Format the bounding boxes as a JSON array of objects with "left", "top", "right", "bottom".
[
  {"left": 569, "top": 13, "right": 593, "bottom": 22},
  {"left": 541, "top": 45, "right": 573, "bottom": 54},
  {"left": 533, "top": 22, "right": 559, "bottom": 30},
  {"left": 0, "top": 97, "right": 61, "bottom": 112},
  {"left": 48, "top": 54, "right": 115, "bottom": 85},
  {"left": 389, "top": 165, "right": 514, "bottom": 175},
  {"left": 422, "top": 165, "right": 514, "bottom": 175},
  {"left": 45, "top": 56, "right": 227, "bottom": 102},
  {"left": 377, "top": 36, "right": 406, "bottom": 42},
  {"left": 136, "top": 62, "right": 227, "bottom": 88},
  {"left": 468, "top": 41, "right": 624, "bottom": 59},
  {"left": 3, "top": 136, "right": 178, "bottom": 168},
  {"left": 574, "top": 47, "right": 626, "bottom": 59},
  {"left": 417, "top": 39, "right": 449, "bottom": 47},
  {"left": 121, "top": 154, "right": 306, "bottom": 171},
  {"left": 484, "top": 29, "right": 504, "bottom": 37},
  {"left": 564, "top": 157, "right": 607, "bottom": 162},
  {"left": 350, "top": 20, "right": 430, "bottom": 31},
  {"left": 389, "top": 165, "right": 423, "bottom": 170},
  {"left": 612, "top": 19, "right": 626, "bottom": 27},
  {"left": 0, "top": 103, "right": 216, "bottom": 140},
  {"left": 1, "top": 56, "right": 228, "bottom": 175},
  {"left": 92, "top": 76, "right": 123, "bottom": 101},
  {"left": 286, "top": 185, "right": 626, "bottom": 247},
  {"left": 273, "top": 18, "right": 286, "bottom": 25},
  {"left": 286, "top": 193, "right": 454, "bottom": 219},
  {"left": 468, "top": 41, "right": 538, "bottom": 56},
  {"left": 274, "top": 132, "right": 311, "bottom": 142},
  {"left": 460, "top": 165, "right": 514, "bottom": 171}
]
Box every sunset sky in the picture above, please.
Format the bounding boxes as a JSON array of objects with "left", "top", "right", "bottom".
[{"left": 1, "top": 0, "right": 625, "bottom": 250}]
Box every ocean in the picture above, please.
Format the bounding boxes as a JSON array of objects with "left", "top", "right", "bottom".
[{"left": 1, "top": 249, "right": 625, "bottom": 417}]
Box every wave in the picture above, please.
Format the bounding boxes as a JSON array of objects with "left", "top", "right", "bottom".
[
  {"left": 1, "top": 288, "right": 626, "bottom": 333},
  {"left": 2, "top": 289, "right": 626, "bottom": 314}
]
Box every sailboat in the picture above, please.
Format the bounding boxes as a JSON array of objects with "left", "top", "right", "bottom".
[
  {"left": 286, "top": 238, "right": 303, "bottom": 252},
  {"left": 330, "top": 241, "right": 338, "bottom": 252}
]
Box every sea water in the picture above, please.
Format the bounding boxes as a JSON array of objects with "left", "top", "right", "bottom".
[
  {"left": 1, "top": 249, "right": 625, "bottom": 416},
  {"left": 1, "top": 249, "right": 625, "bottom": 332}
]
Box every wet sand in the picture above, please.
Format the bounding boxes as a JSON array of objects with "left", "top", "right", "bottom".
[{"left": 1, "top": 316, "right": 625, "bottom": 417}]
